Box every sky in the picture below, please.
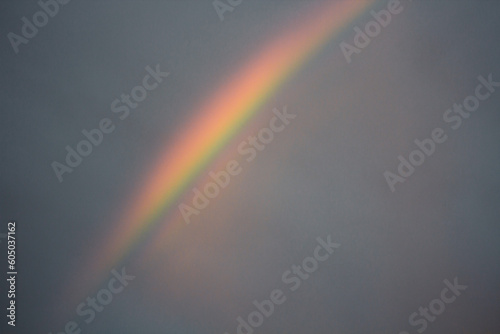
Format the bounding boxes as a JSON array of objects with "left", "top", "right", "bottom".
[{"left": 0, "top": 1, "right": 499, "bottom": 333}]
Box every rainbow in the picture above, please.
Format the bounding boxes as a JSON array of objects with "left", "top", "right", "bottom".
[{"left": 60, "top": 0, "right": 376, "bottom": 311}]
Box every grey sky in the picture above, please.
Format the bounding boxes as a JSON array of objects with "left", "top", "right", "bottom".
[{"left": 0, "top": 1, "right": 499, "bottom": 333}]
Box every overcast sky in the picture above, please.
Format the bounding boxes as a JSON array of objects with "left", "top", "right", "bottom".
[{"left": 1, "top": 1, "right": 499, "bottom": 333}]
